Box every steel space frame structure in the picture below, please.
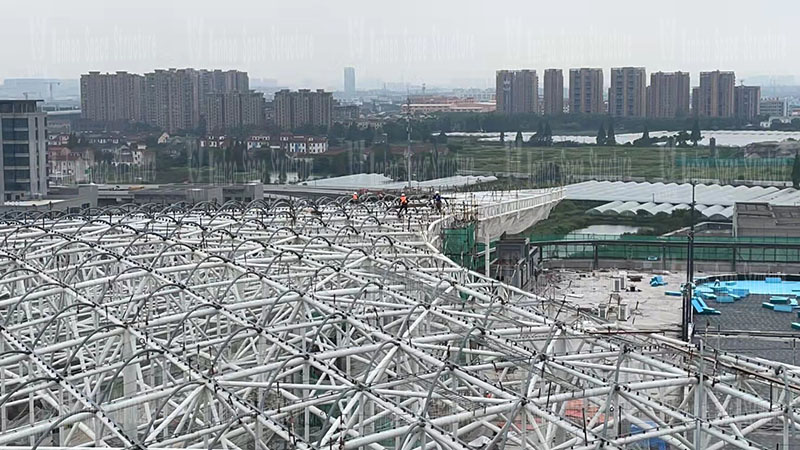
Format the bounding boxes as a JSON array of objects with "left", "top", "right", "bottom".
[{"left": 0, "top": 195, "right": 796, "bottom": 449}]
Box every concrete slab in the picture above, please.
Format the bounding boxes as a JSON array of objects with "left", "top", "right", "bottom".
[{"left": 541, "top": 269, "right": 684, "bottom": 330}]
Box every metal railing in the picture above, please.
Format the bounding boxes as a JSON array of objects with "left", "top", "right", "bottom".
[
  {"left": 475, "top": 187, "right": 564, "bottom": 221},
  {"left": 426, "top": 187, "right": 565, "bottom": 245},
  {"left": 529, "top": 233, "right": 800, "bottom": 245}
]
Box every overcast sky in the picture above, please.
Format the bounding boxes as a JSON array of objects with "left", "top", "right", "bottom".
[{"left": 2, "top": 0, "right": 797, "bottom": 89}]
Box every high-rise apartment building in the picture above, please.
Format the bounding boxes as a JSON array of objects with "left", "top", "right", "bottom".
[
  {"left": 344, "top": 67, "right": 356, "bottom": 98},
  {"left": 205, "top": 93, "right": 225, "bottom": 134},
  {"left": 646, "top": 71, "right": 690, "bottom": 118},
  {"left": 170, "top": 69, "right": 202, "bottom": 132},
  {"left": 697, "top": 71, "right": 736, "bottom": 118},
  {"left": 197, "top": 69, "right": 253, "bottom": 132},
  {"left": 141, "top": 69, "right": 201, "bottom": 132},
  {"left": 80, "top": 71, "right": 145, "bottom": 123},
  {"left": 734, "top": 85, "right": 761, "bottom": 121},
  {"left": 568, "top": 68, "right": 604, "bottom": 115},
  {"left": 224, "top": 70, "right": 249, "bottom": 92},
  {"left": 0, "top": 100, "right": 47, "bottom": 202},
  {"left": 205, "top": 91, "right": 266, "bottom": 132},
  {"left": 80, "top": 73, "right": 105, "bottom": 121},
  {"left": 609, "top": 67, "right": 646, "bottom": 117},
  {"left": 495, "top": 70, "right": 539, "bottom": 114},
  {"left": 141, "top": 70, "right": 167, "bottom": 130},
  {"left": 240, "top": 92, "right": 266, "bottom": 129},
  {"left": 197, "top": 69, "right": 249, "bottom": 95},
  {"left": 274, "top": 89, "right": 333, "bottom": 130},
  {"left": 82, "top": 69, "right": 254, "bottom": 133},
  {"left": 543, "top": 69, "right": 564, "bottom": 115}
]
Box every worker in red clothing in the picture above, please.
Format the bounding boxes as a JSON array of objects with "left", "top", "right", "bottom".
[
  {"left": 398, "top": 192, "right": 409, "bottom": 217},
  {"left": 351, "top": 192, "right": 359, "bottom": 203}
]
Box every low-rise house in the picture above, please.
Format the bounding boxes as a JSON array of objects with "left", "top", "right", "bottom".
[
  {"left": 47, "top": 133, "right": 71, "bottom": 147},
  {"left": 48, "top": 146, "right": 95, "bottom": 184},
  {"left": 200, "top": 135, "right": 230, "bottom": 149},
  {"left": 111, "top": 142, "right": 155, "bottom": 167},
  {"left": 245, "top": 133, "right": 328, "bottom": 154}
]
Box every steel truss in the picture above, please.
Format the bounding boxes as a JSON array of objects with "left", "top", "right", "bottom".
[{"left": 0, "top": 195, "right": 796, "bottom": 449}]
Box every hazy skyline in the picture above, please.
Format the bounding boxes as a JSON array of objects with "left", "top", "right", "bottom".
[{"left": 3, "top": 0, "right": 798, "bottom": 89}]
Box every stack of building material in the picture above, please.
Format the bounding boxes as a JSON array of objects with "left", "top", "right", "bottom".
[
  {"left": 650, "top": 276, "right": 667, "bottom": 287},
  {"left": 762, "top": 295, "right": 798, "bottom": 312},
  {"left": 691, "top": 296, "right": 720, "bottom": 315}
]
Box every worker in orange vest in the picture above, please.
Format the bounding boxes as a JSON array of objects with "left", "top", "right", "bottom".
[
  {"left": 398, "top": 193, "right": 409, "bottom": 216},
  {"left": 352, "top": 192, "right": 359, "bottom": 202}
]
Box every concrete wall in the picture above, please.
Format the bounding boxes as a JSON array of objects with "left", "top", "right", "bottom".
[{"left": 0, "top": 184, "right": 97, "bottom": 213}]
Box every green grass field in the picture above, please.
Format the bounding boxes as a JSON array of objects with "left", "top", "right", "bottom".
[
  {"left": 524, "top": 200, "right": 694, "bottom": 236},
  {"left": 450, "top": 139, "right": 790, "bottom": 183}
]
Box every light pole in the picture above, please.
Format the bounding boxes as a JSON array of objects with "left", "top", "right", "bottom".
[
  {"left": 682, "top": 180, "right": 697, "bottom": 341},
  {"left": 405, "top": 97, "right": 412, "bottom": 189}
]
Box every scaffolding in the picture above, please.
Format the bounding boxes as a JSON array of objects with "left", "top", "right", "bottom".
[{"left": 0, "top": 194, "right": 796, "bottom": 449}]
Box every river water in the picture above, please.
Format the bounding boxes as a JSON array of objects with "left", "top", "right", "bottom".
[
  {"left": 568, "top": 224, "right": 642, "bottom": 237},
  {"left": 448, "top": 130, "right": 800, "bottom": 147}
]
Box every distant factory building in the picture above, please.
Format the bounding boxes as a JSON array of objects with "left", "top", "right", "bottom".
[
  {"left": 734, "top": 85, "right": 761, "bottom": 121},
  {"left": 760, "top": 98, "right": 788, "bottom": 117}
]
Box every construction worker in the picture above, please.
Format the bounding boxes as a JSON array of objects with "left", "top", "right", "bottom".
[
  {"left": 351, "top": 191, "right": 359, "bottom": 203},
  {"left": 398, "top": 192, "right": 409, "bottom": 216},
  {"left": 433, "top": 191, "right": 442, "bottom": 213}
]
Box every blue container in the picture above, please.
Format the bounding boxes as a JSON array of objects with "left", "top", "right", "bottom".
[
  {"left": 770, "top": 296, "right": 791, "bottom": 304},
  {"left": 715, "top": 295, "right": 734, "bottom": 303}
]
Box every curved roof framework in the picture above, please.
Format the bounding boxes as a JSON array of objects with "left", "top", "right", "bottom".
[{"left": 0, "top": 197, "right": 797, "bottom": 449}]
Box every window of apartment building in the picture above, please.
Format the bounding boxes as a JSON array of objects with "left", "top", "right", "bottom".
[
  {"left": 1, "top": 119, "right": 29, "bottom": 141},
  {"left": 2, "top": 153, "right": 29, "bottom": 167}
]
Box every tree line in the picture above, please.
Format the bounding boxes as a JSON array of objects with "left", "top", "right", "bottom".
[{"left": 419, "top": 112, "right": 753, "bottom": 135}]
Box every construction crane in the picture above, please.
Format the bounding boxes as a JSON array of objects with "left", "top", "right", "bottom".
[{"left": 47, "top": 81, "right": 61, "bottom": 101}]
